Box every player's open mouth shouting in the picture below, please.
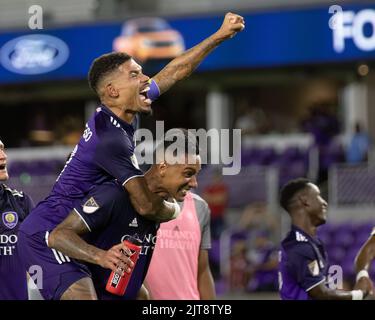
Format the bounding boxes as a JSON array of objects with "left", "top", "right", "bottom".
[
  {"left": 139, "top": 85, "right": 151, "bottom": 106},
  {"left": 0, "top": 163, "right": 6, "bottom": 172}
]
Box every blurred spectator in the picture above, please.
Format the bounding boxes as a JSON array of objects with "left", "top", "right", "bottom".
[
  {"left": 301, "top": 102, "right": 341, "bottom": 183},
  {"left": 235, "top": 101, "right": 269, "bottom": 136},
  {"left": 202, "top": 169, "right": 229, "bottom": 239},
  {"left": 228, "top": 203, "right": 279, "bottom": 293},
  {"left": 28, "top": 110, "right": 55, "bottom": 146},
  {"left": 229, "top": 240, "right": 249, "bottom": 292},
  {"left": 346, "top": 122, "right": 371, "bottom": 165},
  {"left": 301, "top": 103, "right": 340, "bottom": 147},
  {"left": 245, "top": 230, "right": 279, "bottom": 292},
  {"left": 235, "top": 107, "right": 257, "bottom": 136},
  {"left": 56, "top": 116, "right": 84, "bottom": 146},
  {"left": 237, "top": 202, "right": 279, "bottom": 241}
]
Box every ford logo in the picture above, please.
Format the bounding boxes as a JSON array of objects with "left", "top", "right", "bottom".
[{"left": 0, "top": 34, "right": 69, "bottom": 75}]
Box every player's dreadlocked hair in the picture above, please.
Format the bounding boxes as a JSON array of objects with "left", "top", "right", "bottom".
[
  {"left": 88, "top": 52, "right": 132, "bottom": 95},
  {"left": 279, "top": 178, "right": 311, "bottom": 211}
]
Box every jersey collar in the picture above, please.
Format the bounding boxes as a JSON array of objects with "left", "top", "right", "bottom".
[
  {"left": 100, "top": 104, "right": 135, "bottom": 132},
  {"left": 291, "top": 225, "right": 322, "bottom": 246}
]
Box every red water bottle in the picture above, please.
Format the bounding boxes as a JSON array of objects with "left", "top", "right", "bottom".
[{"left": 105, "top": 235, "right": 142, "bottom": 296}]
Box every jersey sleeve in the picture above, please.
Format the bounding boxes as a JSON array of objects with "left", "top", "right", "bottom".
[
  {"left": 285, "top": 245, "right": 325, "bottom": 292},
  {"left": 193, "top": 195, "right": 212, "bottom": 250},
  {"left": 200, "top": 202, "right": 211, "bottom": 250},
  {"left": 94, "top": 130, "right": 144, "bottom": 185},
  {"left": 73, "top": 183, "right": 119, "bottom": 232},
  {"left": 147, "top": 79, "right": 160, "bottom": 101}
]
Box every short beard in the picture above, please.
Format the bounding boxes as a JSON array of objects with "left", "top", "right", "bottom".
[{"left": 140, "top": 108, "right": 153, "bottom": 116}]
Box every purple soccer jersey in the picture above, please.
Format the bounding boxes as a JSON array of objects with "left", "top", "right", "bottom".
[
  {"left": 20, "top": 79, "right": 159, "bottom": 236},
  {"left": 75, "top": 180, "right": 158, "bottom": 300},
  {"left": 16, "top": 80, "right": 159, "bottom": 300},
  {"left": 20, "top": 105, "right": 141, "bottom": 235},
  {"left": 0, "top": 184, "right": 34, "bottom": 300},
  {"left": 278, "top": 225, "right": 328, "bottom": 300}
]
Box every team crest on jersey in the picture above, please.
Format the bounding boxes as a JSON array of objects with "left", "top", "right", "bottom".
[
  {"left": 2, "top": 211, "right": 18, "bottom": 229},
  {"left": 82, "top": 197, "right": 100, "bottom": 214},
  {"left": 308, "top": 260, "right": 320, "bottom": 276}
]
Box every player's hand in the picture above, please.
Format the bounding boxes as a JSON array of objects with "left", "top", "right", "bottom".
[
  {"left": 96, "top": 242, "right": 134, "bottom": 275},
  {"left": 354, "top": 277, "right": 374, "bottom": 297},
  {"left": 216, "top": 12, "right": 245, "bottom": 40}
]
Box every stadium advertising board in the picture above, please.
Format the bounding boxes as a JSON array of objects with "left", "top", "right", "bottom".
[{"left": 0, "top": 4, "right": 374, "bottom": 84}]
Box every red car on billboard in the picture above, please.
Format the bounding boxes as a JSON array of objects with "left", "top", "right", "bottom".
[{"left": 113, "top": 17, "right": 185, "bottom": 62}]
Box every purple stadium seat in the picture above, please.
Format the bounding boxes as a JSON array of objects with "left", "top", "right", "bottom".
[
  {"left": 258, "top": 148, "right": 277, "bottom": 165},
  {"left": 282, "top": 146, "right": 300, "bottom": 158},
  {"left": 327, "top": 245, "right": 346, "bottom": 265},
  {"left": 315, "top": 222, "right": 375, "bottom": 284},
  {"left": 356, "top": 223, "right": 373, "bottom": 237},
  {"left": 354, "top": 231, "right": 372, "bottom": 246},
  {"left": 331, "top": 230, "right": 355, "bottom": 248},
  {"left": 321, "top": 142, "right": 345, "bottom": 169},
  {"left": 341, "top": 259, "right": 355, "bottom": 278},
  {"left": 208, "top": 239, "right": 221, "bottom": 265},
  {"left": 230, "top": 230, "right": 249, "bottom": 243}
]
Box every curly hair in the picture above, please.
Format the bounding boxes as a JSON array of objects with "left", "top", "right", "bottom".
[{"left": 88, "top": 52, "right": 132, "bottom": 95}]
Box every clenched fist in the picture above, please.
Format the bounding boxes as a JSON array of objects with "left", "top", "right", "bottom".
[{"left": 216, "top": 12, "right": 245, "bottom": 40}]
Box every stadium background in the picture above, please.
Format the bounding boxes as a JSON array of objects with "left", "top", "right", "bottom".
[{"left": 1, "top": 0, "right": 375, "bottom": 300}]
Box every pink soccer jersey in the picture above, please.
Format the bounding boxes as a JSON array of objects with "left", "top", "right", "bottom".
[{"left": 145, "top": 192, "right": 208, "bottom": 299}]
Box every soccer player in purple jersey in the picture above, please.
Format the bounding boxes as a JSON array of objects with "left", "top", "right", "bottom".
[
  {"left": 278, "top": 178, "right": 371, "bottom": 300},
  {"left": 0, "top": 139, "right": 35, "bottom": 300},
  {"left": 18, "top": 12, "right": 244, "bottom": 299},
  {"left": 42, "top": 130, "right": 200, "bottom": 299}
]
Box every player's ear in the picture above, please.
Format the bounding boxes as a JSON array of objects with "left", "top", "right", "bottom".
[
  {"left": 158, "top": 161, "right": 167, "bottom": 177},
  {"left": 297, "top": 194, "right": 309, "bottom": 208},
  {"left": 106, "top": 83, "right": 119, "bottom": 98}
]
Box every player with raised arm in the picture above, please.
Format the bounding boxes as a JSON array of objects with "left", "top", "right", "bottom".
[{"left": 18, "top": 12, "right": 244, "bottom": 300}]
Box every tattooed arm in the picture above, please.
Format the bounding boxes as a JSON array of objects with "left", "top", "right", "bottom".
[
  {"left": 48, "top": 210, "right": 133, "bottom": 275},
  {"left": 153, "top": 12, "right": 245, "bottom": 94}
]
